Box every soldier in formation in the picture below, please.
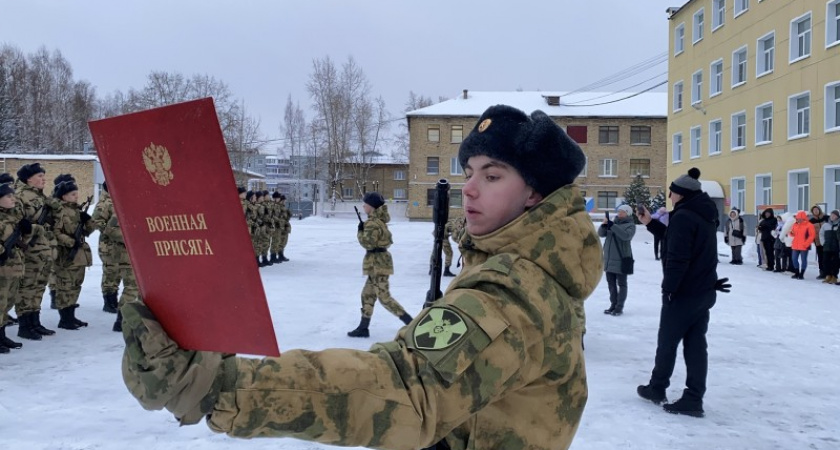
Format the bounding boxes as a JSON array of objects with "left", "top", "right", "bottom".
[
  {"left": 430, "top": 213, "right": 464, "bottom": 277},
  {"left": 97, "top": 190, "right": 139, "bottom": 333},
  {"left": 91, "top": 181, "right": 120, "bottom": 314},
  {"left": 119, "top": 104, "right": 600, "bottom": 449},
  {"left": 0, "top": 179, "right": 28, "bottom": 353},
  {"left": 52, "top": 180, "right": 95, "bottom": 330}
]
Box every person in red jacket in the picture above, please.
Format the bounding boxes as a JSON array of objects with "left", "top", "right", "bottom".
[{"left": 789, "top": 210, "right": 816, "bottom": 279}]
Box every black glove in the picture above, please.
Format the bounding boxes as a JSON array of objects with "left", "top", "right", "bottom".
[
  {"left": 604, "top": 220, "right": 614, "bottom": 229},
  {"left": 662, "top": 292, "right": 672, "bottom": 305},
  {"left": 80, "top": 211, "right": 92, "bottom": 224},
  {"left": 714, "top": 277, "right": 732, "bottom": 293},
  {"left": 724, "top": 236, "right": 729, "bottom": 245},
  {"left": 18, "top": 218, "right": 33, "bottom": 235},
  {"left": 357, "top": 222, "right": 364, "bottom": 232}
]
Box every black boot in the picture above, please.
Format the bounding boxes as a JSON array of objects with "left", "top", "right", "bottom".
[
  {"left": 6, "top": 314, "right": 18, "bottom": 326},
  {"left": 50, "top": 289, "right": 57, "bottom": 309},
  {"left": 71, "top": 304, "right": 88, "bottom": 328},
  {"left": 637, "top": 384, "right": 668, "bottom": 405},
  {"left": 280, "top": 251, "right": 289, "bottom": 262},
  {"left": 663, "top": 396, "right": 705, "bottom": 418},
  {"left": 260, "top": 255, "right": 270, "bottom": 267},
  {"left": 102, "top": 293, "right": 119, "bottom": 314},
  {"left": 347, "top": 317, "right": 371, "bottom": 338},
  {"left": 32, "top": 311, "right": 55, "bottom": 336},
  {"left": 58, "top": 306, "right": 83, "bottom": 330},
  {"left": 1, "top": 325, "right": 22, "bottom": 349},
  {"left": 604, "top": 303, "right": 616, "bottom": 314},
  {"left": 271, "top": 253, "right": 281, "bottom": 264},
  {"left": 16, "top": 313, "right": 42, "bottom": 340},
  {"left": 398, "top": 313, "right": 413, "bottom": 325},
  {"left": 611, "top": 302, "right": 625, "bottom": 316},
  {"left": 113, "top": 310, "right": 123, "bottom": 332},
  {"left": 0, "top": 341, "right": 8, "bottom": 354},
  {"left": 791, "top": 270, "right": 800, "bottom": 279},
  {"left": 443, "top": 266, "right": 455, "bottom": 277}
]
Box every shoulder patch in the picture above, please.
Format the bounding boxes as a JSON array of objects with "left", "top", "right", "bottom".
[{"left": 413, "top": 307, "right": 468, "bottom": 350}]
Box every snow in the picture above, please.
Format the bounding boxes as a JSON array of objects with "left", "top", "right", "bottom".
[{"left": 2, "top": 216, "right": 838, "bottom": 450}]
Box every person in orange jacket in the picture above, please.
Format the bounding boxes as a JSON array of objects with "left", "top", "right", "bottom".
[{"left": 789, "top": 210, "right": 816, "bottom": 279}]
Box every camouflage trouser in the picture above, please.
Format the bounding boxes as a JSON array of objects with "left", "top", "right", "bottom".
[
  {"left": 0, "top": 275, "right": 21, "bottom": 325},
  {"left": 360, "top": 275, "right": 407, "bottom": 319},
  {"left": 18, "top": 256, "right": 50, "bottom": 314},
  {"left": 54, "top": 263, "right": 85, "bottom": 310},
  {"left": 279, "top": 228, "right": 290, "bottom": 252},
  {"left": 100, "top": 241, "right": 122, "bottom": 295},
  {"left": 259, "top": 226, "right": 271, "bottom": 256},
  {"left": 429, "top": 242, "right": 454, "bottom": 269},
  {"left": 270, "top": 227, "right": 283, "bottom": 254},
  {"left": 117, "top": 263, "right": 139, "bottom": 307},
  {"left": 251, "top": 229, "right": 262, "bottom": 257}
]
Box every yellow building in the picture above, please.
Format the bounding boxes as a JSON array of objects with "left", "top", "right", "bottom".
[
  {"left": 667, "top": 0, "right": 840, "bottom": 216},
  {"left": 405, "top": 90, "right": 667, "bottom": 221}
]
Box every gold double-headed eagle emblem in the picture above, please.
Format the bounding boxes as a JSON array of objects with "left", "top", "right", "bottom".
[{"left": 142, "top": 143, "right": 174, "bottom": 186}]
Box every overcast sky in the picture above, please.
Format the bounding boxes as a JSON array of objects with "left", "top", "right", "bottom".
[{"left": 1, "top": 0, "right": 681, "bottom": 148}]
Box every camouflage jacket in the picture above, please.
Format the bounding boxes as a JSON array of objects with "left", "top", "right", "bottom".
[
  {"left": 0, "top": 206, "right": 26, "bottom": 277},
  {"left": 357, "top": 204, "right": 394, "bottom": 276},
  {"left": 16, "top": 183, "right": 56, "bottom": 259},
  {"left": 206, "top": 186, "right": 603, "bottom": 450},
  {"left": 91, "top": 191, "right": 113, "bottom": 243},
  {"left": 102, "top": 213, "right": 132, "bottom": 265},
  {"left": 54, "top": 200, "right": 95, "bottom": 267}
]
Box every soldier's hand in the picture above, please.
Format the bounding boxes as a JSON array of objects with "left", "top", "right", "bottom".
[
  {"left": 18, "top": 218, "right": 33, "bottom": 235},
  {"left": 358, "top": 222, "right": 364, "bottom": 232},
  {"left": 121, "top": 302, "right": 237, "bottom": 425},
  {"left": 80, "top": 211, "right": 92, "bottom": 224}
]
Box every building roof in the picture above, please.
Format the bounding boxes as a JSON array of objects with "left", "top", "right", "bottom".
[
  {"left": 0, "top": 154, "right": 99, "bottom": 161},
  {"left": 406, "top": 90, "right": 667, "bottom": 119}
]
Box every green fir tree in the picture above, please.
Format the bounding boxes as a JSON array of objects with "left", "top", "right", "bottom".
[
  {"left": 650, "top": 189, "right": 666, "bottom": 211},
  {"left": 623, "top": 174, "right": 651, "bottom": 223}
]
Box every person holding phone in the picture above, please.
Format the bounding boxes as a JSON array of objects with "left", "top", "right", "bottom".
[{"left": 598, "top": 205, "right": 635, "bottom": 315}]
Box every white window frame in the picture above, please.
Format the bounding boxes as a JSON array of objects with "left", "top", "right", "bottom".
[
  {"left": 712, "top": 0, "right": 726, "bottom": 31},
  {"left": 734, "top": 0, "right": 749, "bottom": 18},
  {"left": 755, "top": 102, "right": 774, "bottom": 145},
  {"left": 731, "top": 177, "right": 746, "bottom": 212},
  {"left": 709, "top": 119, "right": 723, "bottom": 155},
  {"left": 690, "top": 126, "right": 702, "bottom": 159},
  {"left": 675, "top": 23, "right": 685, "bottom": 55},
  {"left": 788, "top": 91, "right": 811, "bottom": 140},
  {"left": 828, "top": 0, "right": 840, "bottom": 49},
  {"left": 693, "top": 8, "right": 705, "bottom": 44},
  {"left": 393, "top": 170, "right": 405, "bottom": 181},
  {"left": 732, "top": 46, "right": 748, "bottom": 88},
  {"left": 788, "top": 169, "right": 811, "bottom": 212},
  {"left": 449, "top": 157, "right": 463, "bottom": 176},
  {"left": 393, "top": 188, "right": 406, "bottom": 200},
  {"left": 755, "top": 173, "right": 773, "bottom": 209},
  {"left": 731, "top": 111, "right": 747, "bottom": 151},
  {"left": 578, "top": 156, "right": 588, "bottom": 178},
  {"left": 710, "top": 59, "right": 724, "bottom": 97},
  {"left": 692, "top": 69, "right": 703, "bottom": 105},
  {"left": 673, "top": 133, "right": 683, "bottom": 163},
  {"left": 673, "top": 81, "right": 684, "bottom": 112},
  {"left": 756, "top": 31, "right": 775, "bottom": 77},
  {"left": 599, "top": 159, "right": 618, "bottom": 177},
  {"left": 825, "top": 166, "right": 840, "bottom": 212},
  {"left": 825, "top": 81, "right": 840, "bottom": 133},
  {"left": 789, "top": 12, "right": 812, "bottom": 64}
]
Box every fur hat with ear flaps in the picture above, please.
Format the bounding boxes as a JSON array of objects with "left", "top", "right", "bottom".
[
  {"left": 53, "top": 180, "right": 78, "bottom": 199},
  {"left": 458, "top": 105, "right": 586, "bottom": 197},
  {"left": 16, "top": 163, "right": 45, "bottom": 183}
]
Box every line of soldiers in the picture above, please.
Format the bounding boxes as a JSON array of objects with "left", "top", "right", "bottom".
[{"left": 238, "top": 187, "right": 293, "bottom": 267}]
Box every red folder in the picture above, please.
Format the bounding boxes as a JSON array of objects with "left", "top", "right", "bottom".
[{"left": 89, "top": 98, "right": 280, "bottom": 356}]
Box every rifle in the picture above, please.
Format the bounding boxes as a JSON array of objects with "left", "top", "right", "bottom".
[
  {"left": 0, "top": 224, "right": 22, "bottom": 266},
  {"left": 353, "top": 206, "right": 364, "bottom": 226},
  {"left": 66, "top": 195, "right": 95, "bottom": 262},
  {"left": 424, "top": 179, "right": 450, "bottom": 308}
]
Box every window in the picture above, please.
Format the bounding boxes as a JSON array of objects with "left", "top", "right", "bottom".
[
  {"left": 692, "top": 70, "right": 703, "bottom": 104},
  {"left": 599, "top": 126, "right": 619, "bottom": 144},
  {"left": 756, "top": 102, "right": 773, "bottom": 144},
  {"left": 342, "top": 187, "right": 354, "bottom": 199},
  {"left": 580, "top": 190, "right": 587, "bottom": 198},
  {"left": 791, "top": 171, "right": 810, "bottom": 211},
  {"left": 731, "top": 178, "right": 746, "bottom": 211},
  {"left": 450, "top": 125, "right": 463, "bottom": 144},
  {"left": 630, "top": 126, "right": 651, "bottom": 145},
  {"left": 393, "top": 170, "right": 405, "bottom": 180},
  {"left": 449, "top": 157, "right": 463, "bottom": 175},
  {"left": 673, "top": 81, "right": 684, "bottom": 111},
  {"left": 734, "top": 0, "right": 748, "bottom": 17},
  {"left": 757, "top": 32, "right": 775, "bottom": 76},
  {"left": 832, "top": 169, "right": 840, "bottom": 212},
  {"left": 393, "top": 188, "right": 406, "bottom": 199},
  {"left": 690, "top": 126, "right": 702, "bottom": 158},
  {"left": 673, "top": 133, "right": 683, "bottom": 163},
  {"left": 629, "top": 159, "right": 651, "bottom": 177},
  {"left": 427, "top": 125, "right": 440, "bottom": 142},
  {"left": 578, "top": 156, "right": 588, "bottom": 178},
  {"left": 693, "top": 8, "right": 705, "bottom": 43},
  {"left": 426, "top": 156, "right": 439, "bottom": 175},
  {"left": 675, "top": 23, "right": 685, "bottom": 55},
  {"left": 732, "top": 46, "right": 747, "bottom": 87},
  {"left": 788, "top": 92, "right": 810, "bottom": 138},
  {"left": 426, "top": 189, "right": 436, "bottom": 206},
  {"left": 713, "top": 0, "right": 726, "bottom": 30},
  {"left": 756, "top": 175, "right": 772, "bottom": 206},
  {"left": 790, "top": 13, "right": 812, "bottom": 62},
  {"left": 599, "top": 159, "right": 618, "bottom": 177},
  {"left": 731, "top": 111, "right": 747, "bottom": 150},
  {"left": 566, "top": 125, "right": 588, "bottom": 143},
  {"left": 826, "top": 82, "right": 840, "bottom": 132},
  {"left": 828, "top": 1, "right": 840, "bottom": 48},
  {"left": 710, "top": 59, "right": 723, "bottom": 96},
  {"left": 597, "top": 191, "right": 618, "bottom": 210},
  {"left": 709, "top": 119, "right": 723, "bottom": 155},
  {"left": 449, "top": 189, "right": 463, "bottom": 208}
]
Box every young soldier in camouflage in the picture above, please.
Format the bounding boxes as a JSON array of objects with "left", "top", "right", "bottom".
[
  {"left": 100, "top": 205, "right": 139, "bottom": 332},
  {"left": 347, "top": 192, "right": 413, "bottom": 338},
  {"left": 269, "top": 191, "right": 284, "bottom": 263},
  {"left": 91, "top": 181, "right": 121, "bottom": 313},
  {"left": 0, "top": 180, "right": 28, "bottom": 353},
  {"left": 277, "top": 194, "right": 292, "bottom": 262},
  {"left": 120, "top": 104, "right": 601, "bottom": 449},
  {"left": 52, "top": 180, "right": 95, "bottom": 330}
]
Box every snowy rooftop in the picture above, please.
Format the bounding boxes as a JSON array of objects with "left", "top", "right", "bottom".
[
  {"left": 0, "top": 153, "right": 99, "bottom": 161},
  {"left": 406, "top": 91, "right": 667, "bottom": 118}
]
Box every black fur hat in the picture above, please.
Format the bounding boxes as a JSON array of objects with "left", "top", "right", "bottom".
[
  {"left": 255, "top": 191, "right": 264, "bottom": 199},
  {"left": 0, "top": 173, "right": 14, "bottom": 185},
  {"left": 17, "top": 163, "right": 46, "bottom": 183},
  {"left": 246, "top": 190, "right": 255, "bottom": 201},
  {"left": 53, "top": 180, "right": 79, "bottom": 199},
  {"left": 0, "top": 182, "right": 14, "bottom": 198},
  {"left": 237, "top": 186, "right": 246, "bottom": 194},
  {"left": 102, "top": 181, "right": 108, "bottom": 192},
  {"left": 363, "top": 192, "right": 385, "bottom": 209},
  {"left": 458, "top": 105, "right": 585, "bottom": 197},
  {"left": 54, "top": 173, "right": 75, "bottom": 186},
  {"left": 261, "top": 190, "right": 269, "bottom": 197},
  {"left": 272, "top": 191, "right": 281, "bottom": 199}
]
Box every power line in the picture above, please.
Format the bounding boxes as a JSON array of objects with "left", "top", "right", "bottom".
[
  {"left": 562, "top": 80, "right": 668, "bottom": 107},
  {"left": 564, "top": 52, "right": 668, "bottom": 96},
  {"left": 562, "top": 72, "right": 668, "bottom": 105}
]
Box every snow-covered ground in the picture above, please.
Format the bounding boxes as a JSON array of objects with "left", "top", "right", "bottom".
[{"left": 1, "top": 215, "right": 838, "bottom": 450}]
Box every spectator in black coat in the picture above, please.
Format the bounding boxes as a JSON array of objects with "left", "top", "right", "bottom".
[
  {"left": 757, "top": 208, "right": 779, "bottom": 271},
  {"left": 635, "top": 167, "right": 724, "bottom": 418}
]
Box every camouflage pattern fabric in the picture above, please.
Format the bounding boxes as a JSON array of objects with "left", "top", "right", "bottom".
[
  {"left": 279, "top": 201, "right": 291, "bottom": 252},
  {"left": 360, "top": 274, "right": 407, "bottom": 319},
  {"left": 196, "top": 185, "right": 602, "bottom": 449},
  {"left": 52, "top": 200, "right": 94, "bottom": 309},
  {"left": 358, "top": 204, "right": 394, "bottom": 276},
  {"left": 15, "top": 183, "right": 56, "bottom": 314},
  {"left": 103, "top": 214, "right": 139, "bottom": 306},
  {"left": 92, "top": 191, "right": 122, "bottom": 294},
  {"left": 0, "top": 206, "right": 25, "bottom": 324}
]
